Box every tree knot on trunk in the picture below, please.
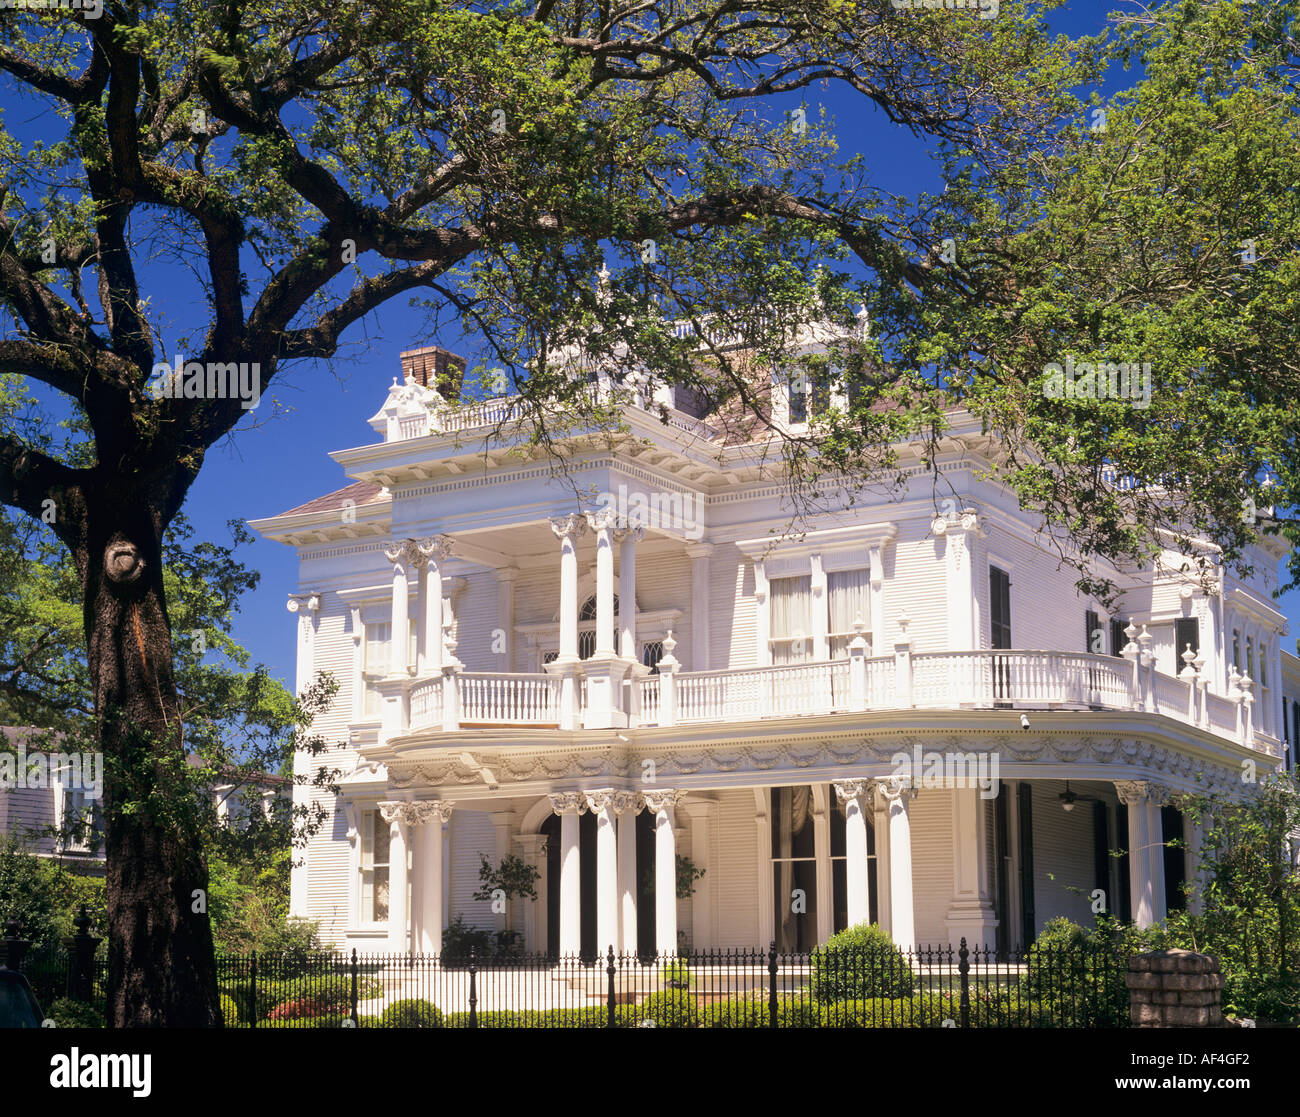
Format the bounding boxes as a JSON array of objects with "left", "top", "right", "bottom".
[{"left": 104, "top": 539, "right": 147, "bottom": 585}]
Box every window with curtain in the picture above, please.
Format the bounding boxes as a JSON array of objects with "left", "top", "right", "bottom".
[
  {"left": 361, "top": 809, "right": 390, "bottom": 925},
  {"left": 827, "top": 568, "right": 870, "bottom": 658},
  {"left": 363, "top": 622, "right": 391, "bottom": 717},
  {"left": 770, "top": 575, "right": 812, "bottom": 665}
]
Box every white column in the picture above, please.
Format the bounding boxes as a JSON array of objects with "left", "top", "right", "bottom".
[
  {"left": 875, "top": 778, "right": 917, "bottom": 950},
  {"left": 615, "top": 792, "right": 642, "bottom": 954},
  {"left": 686, "top": 542, "right": 713, "bottom": 670},
  {"left": 812, "top": 788, "right": 833, "bottom": 943},
  {"left": 936, "top": 509, "right": 980, "bottom": 650},
  {"left": 833, "top": 780, "right": 873, "bottom": 929},
  {"left": 1117, "top": 781, "right": 1168, "bottom": 928},
  {"left": 384, "top": 541, "right": 412, "bottom": 676},
  {"left": 619, "top": 527, "right": 644, "bottom": 660},
  {"left": 753, "top": 561, "right": 770, "bottom": 667},
  {"left": 417, "top": 536, "right": 453, "bottom": 675},
  {"left": 553, "top": 515, "right": 586, "bottom": 659},
  {"left": 586, "top": 790, "right": 620, "bottom": 957},
  {"left": 379, "top": 802, "right": 412, "bottom": 952},
  {"left": 550, "top": 793, "right": 585, "bottom": 957},
  {"left": 417, "top": 801, "right": 452, "bottom": 954},
  {"left": 516, "top": 833, "right": 548, "bottom": 953},
  {"left": 286, "top": 593, "right": 320, "bottom": 695},
  {"left": 811, "top": 552, "right": 828, "bottom": 661},
  {"left": 491, "top": 811, "right": 513, "bottom": 934},
  {"left": 548, "top": 516, "right": 588, "bottom": 730},
  {"left": 681, "top": 798, "right": 715, "bottom": 949},
  {"left": 873, "top": 793, "right": 892, "bottom": 933},
  {"left": 945, "top": 787, "right": 998, "bottom": 948},
  {"left": 495, "top": 567, "right": 518, "bottom": 671},
  {"left": 754, "top": 789, "right": 775, "bottom": 946},
  {"left": 590, "top": 512, "right": 617, "bottom": 656},
  {"left": 644, "top": 790, "right": 683, "bottom": 957}
]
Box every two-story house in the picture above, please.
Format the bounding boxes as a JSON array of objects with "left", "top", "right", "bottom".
[{"left": 250, "top": 336, "right": 1292, "bottom": 959}]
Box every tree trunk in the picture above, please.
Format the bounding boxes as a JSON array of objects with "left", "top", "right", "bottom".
[{"left": 83, "top": 510, "right": 221, "bottom": 1027}]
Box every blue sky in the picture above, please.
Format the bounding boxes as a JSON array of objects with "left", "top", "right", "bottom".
[{"left": 5, "top": 2, "right": 1296, "bottom": 688}]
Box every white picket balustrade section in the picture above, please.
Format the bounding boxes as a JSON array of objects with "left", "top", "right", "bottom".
[{"left": 457, "top": 673, "right": 559, "bottom": 725}]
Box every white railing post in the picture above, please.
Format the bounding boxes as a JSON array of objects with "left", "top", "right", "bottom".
[
  {"left": 1138, "top": 625, "right": 1155, "bottom": 712},
  {"left": 658, "top": 632, "right": 679, "bottom": 727},
  {"left": 1194, "top": 651, "right": 1210, "bottom": 729},
  {"left": 1121, "top": 622, "right": 1141, "bottom": 710},
  {"left": 849, "top": 619, "right": 868, "bottom": 712},
  {"left": 1179, "top": 644, "right": 1199, "bottom": 724},
  {"left": 441, "top": 622, "right": 461, "bottom": 731},
  {"left": 894, "top": 612, "right": 914, "bottom": 709},
  {"left": 1228, "top": 665, "right": 1243, "bottom": 738}
]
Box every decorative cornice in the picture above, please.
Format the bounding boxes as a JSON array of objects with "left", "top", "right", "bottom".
[{"left": 381, "top": 732, "right": 1248, "bottom": 798}]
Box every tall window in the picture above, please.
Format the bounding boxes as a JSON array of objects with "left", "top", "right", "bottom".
[
  {"left": 60, "top": 788, "right": 102, "bottom": 853},
  {"left": 641, "top": 640, "right": 664, "bottom": 674},
  {"left": 989, "top": 567, "right": 1011, "bottom": 649},
  {"left": 770, "top": 575, "right": 812, "bottom": 665},
  {"left": 363, "top": 621, "right": 391, "bottom": 716},
  {"left": 577, "top": 594, "right": 618, "bottom": 660},
  {"left": 827, "top": 569, "right": 871, "bottom": 658},
  {"left": 1110, "top": 617, "right": 1130, "bottom": 657},
  {"left": 1085, "top": 610, "right": 1103, "bottom": 655},
  {"left": 771, "top": 786, "right": 817, "bottom": 952},
  {"left": 1232, "top": 629, "right": 1240, "bottom": 672},
  {"left": 360, "top": 810, "right": 390, "bottom": 925}
]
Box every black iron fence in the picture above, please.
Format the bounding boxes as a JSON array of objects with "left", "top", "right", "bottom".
[{"left": 6, "top": 928, "right": 1129, "bottom": 1027}]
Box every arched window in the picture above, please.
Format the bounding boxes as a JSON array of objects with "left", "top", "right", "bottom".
[{"left": 578, "top": 594, "right": 619, "bottom": 621}]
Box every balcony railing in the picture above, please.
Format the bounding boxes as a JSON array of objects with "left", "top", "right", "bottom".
[{"left": 397, "top": 648, "right": 1267, "bottom": 753}]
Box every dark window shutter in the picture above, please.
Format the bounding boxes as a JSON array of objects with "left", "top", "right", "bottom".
[
  {"left": 1017, "top": 782, "right": 1035, "bottom": 947},
  {"left": 990, "top": 567, "right": 1011, "bottom": 650},
  {"left": 1110, "top": 618, "right": 1128, "bottom": 658},
  {"left": 1086, "top": 610, "right": 1100, "bottom": 655},
  {"left": 1093, "top": 800, "right": 1109, "bottom": 916},
  {"left": 1115, "top": 805, "right": 1131, "bottom": 922}
]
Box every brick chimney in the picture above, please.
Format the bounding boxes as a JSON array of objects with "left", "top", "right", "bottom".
[{"left": 400, "top": 345, "right": 466, "bottom": 400}]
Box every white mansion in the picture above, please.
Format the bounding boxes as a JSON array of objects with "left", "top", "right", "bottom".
[{"left": 250, "top": 339, "right": 1298, "bottom": 959}]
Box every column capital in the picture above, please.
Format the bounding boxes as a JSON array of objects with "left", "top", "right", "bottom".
[
  {"left": 378, "top": 800, "right": 422, "bottom": 826},
  {"left": 286, "top": 593, "right": 320, "bottom": 613},
  {"left": 411, "top": 799, "right": 454, "bottom": 825},
  {"left": 611, "top": 791, "right": 644, "bottom": 814},
  {"left": 585, "top": 508, "right": 619, "bottom": 535},
  {"left": 615, "top": 522, "right": 645, "bottom": 544},
  {"left": 550, "top": 514, "right": 589, "bottom": 540},
  {"left": 384, "top": 538, "right": 426, "bottom": 567},
  {"left": 1115, "top": 780, "right": 1172, "bottom": 806},
  {"left": 583, "top": 788, "right": 619, "bottom": 814},
  {"left": 642, "top": 789, "right": 685, "bottom": 813},
  {"left": 416, "top": 535, "right": 456, "bottom": 563},
  {"left": 869, "top": 776, "right": 918, "bottom": 805},
  {"left": 832, "top": 778, "right": 874, "bottom": 807},
  {"left": 549, "top": 791, "right": 587, "bottom": 815}
]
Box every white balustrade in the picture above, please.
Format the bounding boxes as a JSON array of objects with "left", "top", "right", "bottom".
[
  {"left": 456, "top": 672, "right": 559, "bottom": 725},
  {"left": 399, "top": 650, "right": 1251, "bottom": 747}
]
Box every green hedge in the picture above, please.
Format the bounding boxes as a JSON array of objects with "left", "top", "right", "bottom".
[
  {"left": 810, "top": 924, "right": 916, "bottom": 1002},
  {"left": 378, "top": 998, "right": 443, "bottom": 1028}
]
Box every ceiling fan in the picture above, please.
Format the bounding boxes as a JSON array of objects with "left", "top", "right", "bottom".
[{"left": 1058, "top": 780, "right": 1102, "bottom": 813}]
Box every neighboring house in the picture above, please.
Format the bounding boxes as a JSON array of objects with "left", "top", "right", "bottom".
[
  {"left": 0, "top": 728, "right": 292, "bottom": 874},
  {"left": 0, "top": 727, "right": 105, "bottom": 873},
  {"left": 249, "top": 336, "right": 1292, "bottom": 958}
]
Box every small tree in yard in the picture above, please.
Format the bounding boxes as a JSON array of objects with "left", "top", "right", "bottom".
[{"left": 1173, "top": 773, "right": 1300, "bottom": 1023}]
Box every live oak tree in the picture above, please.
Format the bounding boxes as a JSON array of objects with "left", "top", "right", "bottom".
[{"left": 0, "top": 0, "right": 1292, "bottom": 1025}]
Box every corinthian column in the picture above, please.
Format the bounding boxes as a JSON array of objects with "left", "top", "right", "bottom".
[
  {"left": 1116, "top": 780, "right": 1169, "bottom": 928},
  {"left": 379, "top": 801, "right": 419, "bottom": 953},
  {"left": 832, "top": 779, "right": 874, "bottom": 929},
  {"left": 613, "top": 792, "right": 643, "bottom": 954},
  {"left": 872, "top": 777, "right": 917, "bottom": 950},
  {"left": 585, "top": 789, "right": 620, "bottom": 957},
  {"left": 383, "top": 541, "right": 414, "bottom": 677},
  {"left": 643, "top": 790, "right": 684, "bottom": 957},
  {"left": 549, "top": 792, "right": 586, "bottom": 958},
  {"left": 416, "top": 535, "right": 454, "bottom": 675}
]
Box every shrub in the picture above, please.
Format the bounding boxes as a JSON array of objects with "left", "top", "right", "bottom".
[
  {"left": 441, "top": 914, "right": 494, "bottom": 964},
  {"left": 1025, "top": 917, "right": 1129, "bottom": 1027},
  {"left": 776, "top": 995, "right": 818, "bottom": 1027},
  {"left": 659, "top": 959, "right": 693, "bottom": 989},
  {"left": 634, "top": 989, "right": 699, "bottom": 1028},
  {"left": 809, "top": 923, "right": 916, "bottom": 1002},
  {"left": 702, "top": 995, "right": 767, "bottom": 1028},
  {"left": 220, "top": 993, "right": 243, "bottom": 1027},
  {"left": 45, "top": 997, "right": 104, "bottom": 1029},
  {"left": 267, "top": 996, "right": 326, "bottom": 1021},
  {"left": 379, "top": 998, "right": 443, "bottom": 1028}
]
